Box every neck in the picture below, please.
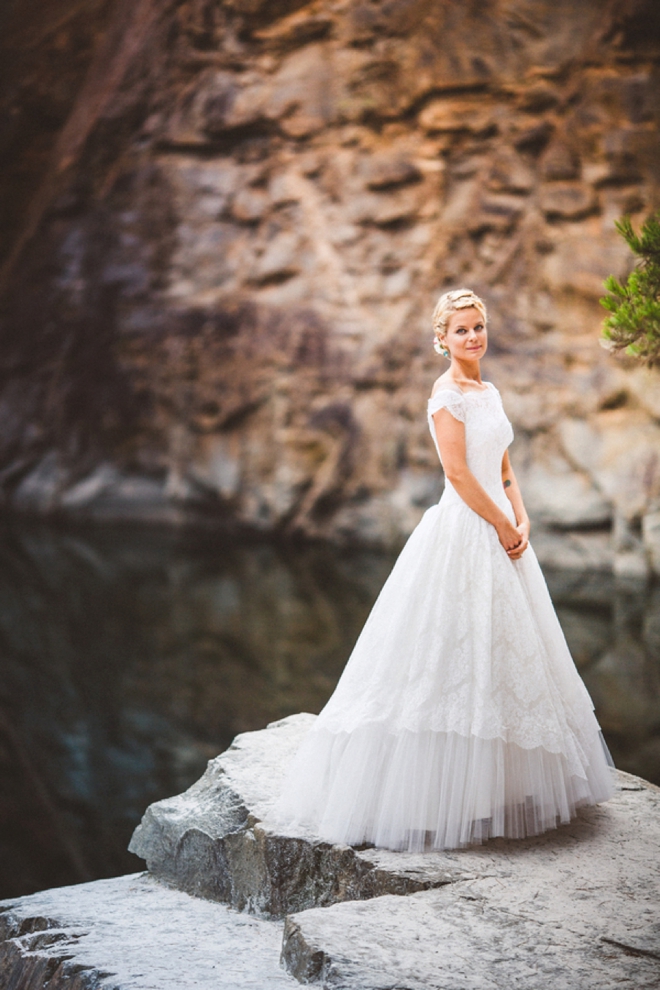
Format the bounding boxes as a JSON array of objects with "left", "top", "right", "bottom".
[{"left": 449, "top": 356, "right": 482, "bottom": 384}]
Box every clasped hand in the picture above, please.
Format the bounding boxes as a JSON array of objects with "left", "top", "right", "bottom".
[{"left": 497, "top": 518, "right": 530, "bottom": 560}]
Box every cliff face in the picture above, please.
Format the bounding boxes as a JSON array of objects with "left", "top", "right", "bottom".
[{"left": 1, "top": 0, "right": 660, "bottom": 569}]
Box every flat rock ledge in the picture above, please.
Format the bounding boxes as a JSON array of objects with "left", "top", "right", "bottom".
[
  {"left": 2, "top": 714, "right": 660, "bottom": 989},
  {"left": 0, "top": 873, "right": 298, "bottom": 990}
]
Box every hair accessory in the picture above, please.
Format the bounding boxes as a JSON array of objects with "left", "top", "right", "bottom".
[{"left": 433, "top": 338, "right": 451, "bottom": 358}]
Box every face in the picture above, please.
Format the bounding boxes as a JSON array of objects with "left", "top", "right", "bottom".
[{"left": 442, "top": 307, "right": 487, "bottom": 362}]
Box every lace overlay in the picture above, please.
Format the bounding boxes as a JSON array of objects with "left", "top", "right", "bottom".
[{"left": 274, "top": 381, "right": 614, "bottom": 851}]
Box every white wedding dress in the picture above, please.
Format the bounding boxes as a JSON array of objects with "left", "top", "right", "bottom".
[{"left": 275, "top": 381, "right": 615, "bottom": 851}]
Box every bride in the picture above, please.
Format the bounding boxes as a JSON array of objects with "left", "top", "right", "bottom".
[{"left": 275, "top": 288, "right": 615, "bottom": 852}]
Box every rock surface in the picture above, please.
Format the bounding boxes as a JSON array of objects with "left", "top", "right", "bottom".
[
  {"left": 128, "top": 713, "right": 461, "bottom": 917},
  {"left": 283, "top": 872, "right": 660, "bottom": 989},
  {"left": 0, "top": 872, "right": 298, "bottom": 990},
  {"left": 1, "top": 1, "right": 660, "bottom": 568},
  {"left": 128, "top": 715, "right": 660, "bottom": 952},
  {"left": 3, "top": 714, "right": 659, "bottom": 989}
]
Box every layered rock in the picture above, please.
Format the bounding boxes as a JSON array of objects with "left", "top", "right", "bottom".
[{"left": 1, "top": 1, "right": 660, "bottom": 571}]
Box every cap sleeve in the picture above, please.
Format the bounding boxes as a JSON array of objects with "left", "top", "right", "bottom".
[{"left": 427, "top": 389, "right": 466, "bottom": 424}]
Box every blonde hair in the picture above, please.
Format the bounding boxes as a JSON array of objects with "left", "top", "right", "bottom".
[{"left": 432, "top": 288, "right": 487, "bottom": 354}]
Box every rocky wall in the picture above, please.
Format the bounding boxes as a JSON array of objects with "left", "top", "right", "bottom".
[{"left": 1, "top": 0, "right": 660, "bottom": 572}]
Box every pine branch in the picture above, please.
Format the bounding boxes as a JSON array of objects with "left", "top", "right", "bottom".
[{"left": 600, "top": 212, "right": 660, "bottom": 367}]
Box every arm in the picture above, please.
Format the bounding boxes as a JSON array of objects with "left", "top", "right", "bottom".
[
  {"left": 432, "top": 408, "right": 522, "bottom": 553},
  {"left": 501, "top": 450, "right": 530, "bottom": 559}
]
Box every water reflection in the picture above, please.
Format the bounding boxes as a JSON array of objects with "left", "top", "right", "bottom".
[
  {"left": 0, "top": 521, "right": 658, "bottom": 899},
  {"left": 547, "top": 569, "right": 660, "bottom": 786}
]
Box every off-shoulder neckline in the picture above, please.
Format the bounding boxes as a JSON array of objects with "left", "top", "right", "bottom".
[{"left": 428, "top": 381, "right": 494, "bottom": 403}]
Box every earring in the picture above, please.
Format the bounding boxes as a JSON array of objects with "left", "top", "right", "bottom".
[{"left": 442, "top": 347, "right": 450, "bottom": 359}]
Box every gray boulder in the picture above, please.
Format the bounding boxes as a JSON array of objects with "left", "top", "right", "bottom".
[{"left": 128, "top": 713, "right": 459, "bottom": 916}]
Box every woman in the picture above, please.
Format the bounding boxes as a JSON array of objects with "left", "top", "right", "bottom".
[{"left": 275, "top": 288, "right": 614, "bottom": 852}]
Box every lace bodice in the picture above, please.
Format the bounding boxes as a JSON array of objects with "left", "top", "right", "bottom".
[{"left": 427, "top": 382, "right": 514, "bottom": 508}]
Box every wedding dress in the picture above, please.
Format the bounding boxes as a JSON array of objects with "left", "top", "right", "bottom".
[{"left": 274, "top": 381, "right": 615, "bottom": 851}]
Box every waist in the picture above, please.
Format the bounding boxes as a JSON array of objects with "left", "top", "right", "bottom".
[{"left": 441, "top": 478, "right": 514, "bottom": 518}]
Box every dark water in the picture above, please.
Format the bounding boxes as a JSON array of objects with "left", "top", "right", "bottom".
[{"left": 0, "top": 520, "right": 658, "bottom": 900}]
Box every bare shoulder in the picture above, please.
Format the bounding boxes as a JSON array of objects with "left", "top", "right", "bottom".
[
  {"left": 430, "top": 372, "right": 451, "bottom": 397},
  {"left": 430, "top": 372, "right": 458, "bottom": 399}
]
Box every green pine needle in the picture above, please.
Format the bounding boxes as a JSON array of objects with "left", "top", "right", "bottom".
[{"left": 600, "top": 212, "right": 660, "bottom": 367}]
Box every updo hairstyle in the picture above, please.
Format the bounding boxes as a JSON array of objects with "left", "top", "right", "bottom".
[{"left": 432, "top": 288, "right": 487, "bottom": 355}]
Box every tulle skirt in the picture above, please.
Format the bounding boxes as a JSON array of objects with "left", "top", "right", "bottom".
[
  {"left": 274, "top": 488, "right": 615, "bottom": 852},
  {"left": 276, "top": 722, "right": 614, "bottom": 852}
]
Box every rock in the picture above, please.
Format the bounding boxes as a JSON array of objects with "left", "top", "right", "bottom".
[
  {"left": 282, "top": 839, "right": 660, "bottom": 988},
  {"left": 418, "top": 98, "right": 496, "bottom": 134},
  {"left": 360, "top": 155, "right": 422, "bottom": 191},
  {"left": 231, "top": 186, "right": 271, "bottom": 223},
  {"left": 583, "top": 643, "right": 660, "bottom": 751},
  {"left": 127, "top": 715, "right": 659, "bottom": 989},
  {"left": 223, "top": 0, "right": 309, "bottom": 26},
  {"left": 252, "top": 231, "right": 302, "bottom": 283},
  {"left": 643, "top": 510, "right": 660, "bottom": 574},
  {"left": 486, "top": 148, "right": 535, "bottom": 193},
  {"left": 59, "top": 463, "right": 120, "bottom": 508},
  {"left": 540, "top": 139, "right": 581, "bottom": 181},
  {"left": 542, "top": 224, "right": 635, "bottom": 297},
  {"left": 613, "top": 548, "right": 651, "bottom": 582},
  {"left": 603, "top": 126, "right": 660, "bottom": 182},
  {"left": 198, "top": 72, "right": 269, "bottom": 135},
  {"left": 527, "top": 526, "right": 613, "bottom": 573},
  {"left": 628, "top": 366, "right": 660, "bottom": 420},
  {"left": 468, "top": 192, "right": 524, "bottom": 233},
  {"left": 517, "top": 459, "right": 611, "bottom": 530},
  {"left": 515, "top": 83, "right": 561, "bottom": 114},
  {"left": 14, "top": 460, "right": 206, "bottom": 526},
  {"left": 511, "top": 119, "right": 554, "bottom": 153},
  {"left": 559, "top": 415, "right": 660, "bottom": 535},
  {"left": 189, "top": 434, "right": 242, "bottom": 500},
  {"left": 0, "top": 873, "right": 299, "bottom": 990},
  {"left": 127, "top": 716, "right": 656, "bottom": 920},
  {"left": 553, "top": 606, "right": 612, "bottom": 670},
  {"left": 12, "top": 454, "right": 70, "bottom": 514},
  {"left": 265, "top": 45, "right": 337, "bottom": 137},
  {"left": 539, "top": 181, "right": 598, "bottom": 220},
  {"left": 128, "top": 713, "right": 459, "bottom": 917},
  {"left": 4, "top": 716, "right": 660, "bottom": 990},
  {"left": 254, "top": 14, "right": 334, "bottom": 53},
  {"left": 1, "top": 0, "right": 660, "bottom": 565},
  {"left": 348, "top": 186, "right": 423, "bottom": 227}
]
